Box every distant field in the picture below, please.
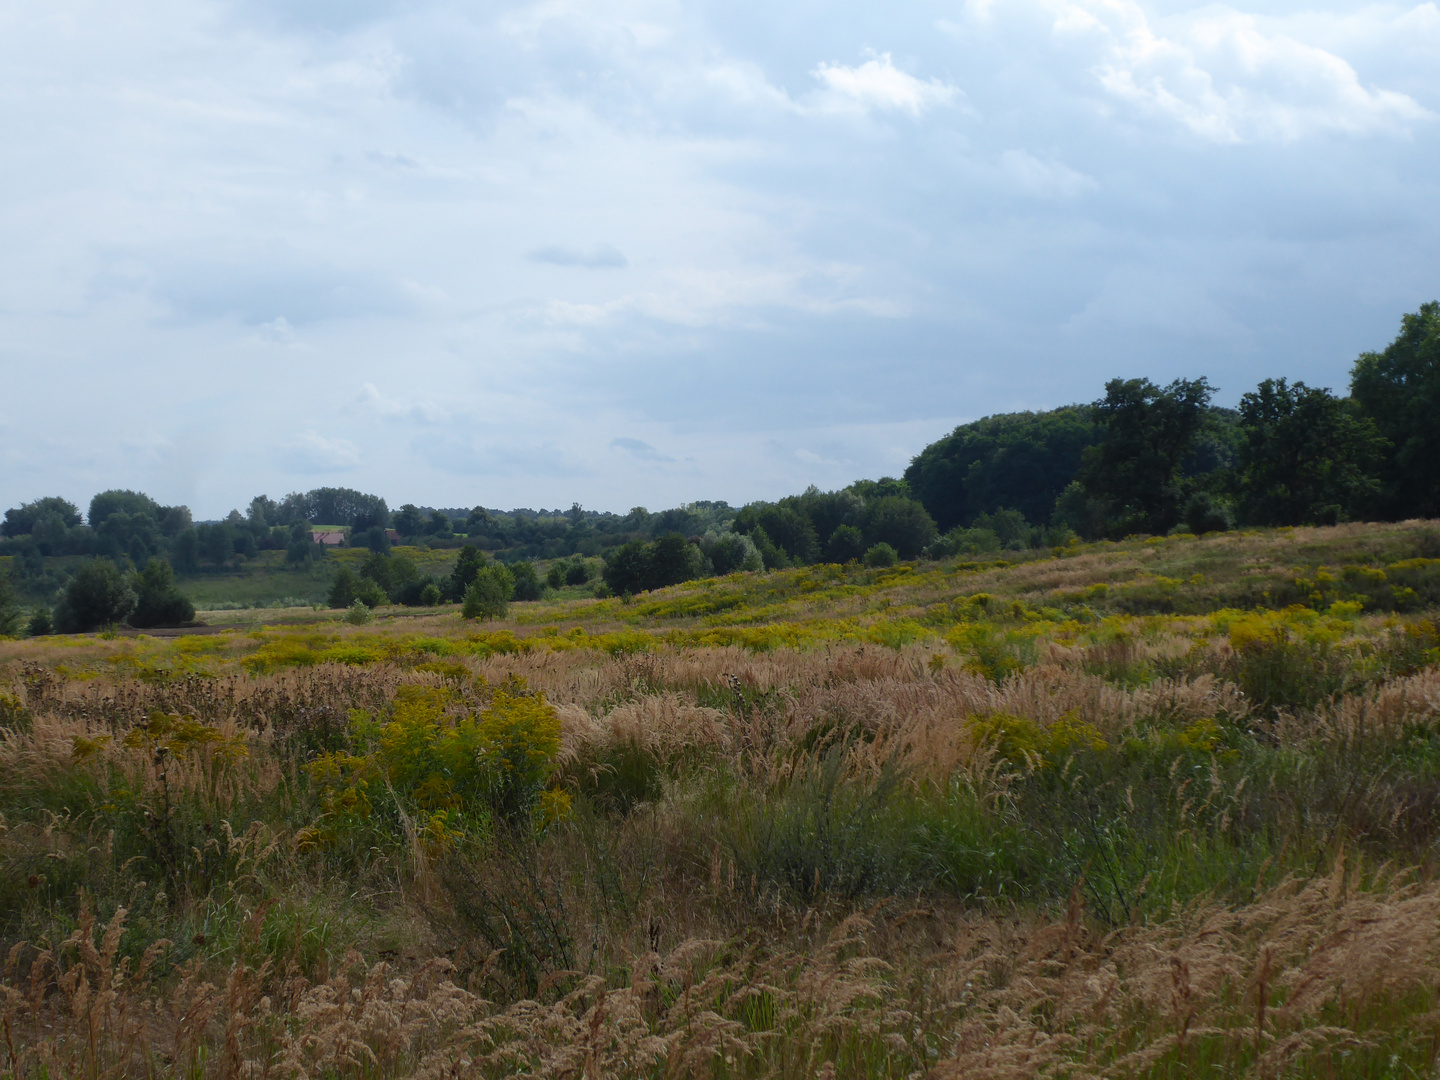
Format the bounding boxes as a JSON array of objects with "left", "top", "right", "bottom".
[{"left": 3, "top": 520, "right": 1439, "bottom": 1078}]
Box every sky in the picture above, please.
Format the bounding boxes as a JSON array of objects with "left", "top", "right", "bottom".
[{"left": 0, "top": 0, "right": 1436, "bottom": 518}]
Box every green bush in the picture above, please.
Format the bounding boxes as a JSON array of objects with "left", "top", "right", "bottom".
[
  {"left": 344, "top": 599, "right": 373, "bottom": 625},
  {"left": 863, "top": 542, "right": 898, "bottom": 568},
  {"left": 130, "top": 558, "right": 195, "bottom": 628}
]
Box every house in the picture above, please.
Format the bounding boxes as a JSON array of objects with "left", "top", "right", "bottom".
[
  {"left": 385, "top": 529, "right": 403, "bottom": 543},
  {"left": 311, "top": 529, "right": 347, "bottom": 546}
]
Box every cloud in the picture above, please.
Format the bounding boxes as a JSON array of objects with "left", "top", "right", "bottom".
[
  {"left": 1046, "top": 0, "right": 1432, "bottom": 142},
  {"left": 283, "top": 431, "right": 362, "bottom": 473},
  {"left": 143, "top": 258, "right": 422, "bottom": 326},
  {"left": 810, "top": 52, "right": 961, "bottom": 117},
  {"left": 528, "top": 243, "right": 629, "bottom": 269},
  {"left": 610, "top": 438, "right": 674, "bottom": 463}
]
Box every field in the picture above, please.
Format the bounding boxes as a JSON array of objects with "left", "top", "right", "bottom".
[{"left": 2, "top": 521, "right": 1440, "bottom": 1078}]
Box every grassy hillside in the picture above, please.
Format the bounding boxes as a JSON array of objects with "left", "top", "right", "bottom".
[{"left": 1, "top": 521, "right": 1438, "bottom": 1077}]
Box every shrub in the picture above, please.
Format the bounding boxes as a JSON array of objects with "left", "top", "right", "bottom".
[
  {"left": 420, "top": 582, "right": 442, "bottom": 606},
  {"left": 344, "top": 599, "right": 373, "bottom": 625},
  {"left": 564, "top": 559, "right": 592, "bottom": 585},
  {"left": 863, "top": 542, "right": 898, "bottom": 568},
  {"left": 25, "top": 608, "right": 52, "bottom": 637}
]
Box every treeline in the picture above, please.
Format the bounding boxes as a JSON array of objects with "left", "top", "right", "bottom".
[
  {"left": 903, "top": 302, "right": 1440, "bottom": 548},
  {"left": 1, "top": 301, "right": 1436, "bottom": 628}
]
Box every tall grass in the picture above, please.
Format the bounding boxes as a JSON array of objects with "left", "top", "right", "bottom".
[{"left": 0, "top": 522, "right": 1438, "bottom": 1076}]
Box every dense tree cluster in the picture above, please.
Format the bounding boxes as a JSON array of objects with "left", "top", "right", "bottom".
[{"left": 905, "top": 302, "right": 1440, "bottom": 546}]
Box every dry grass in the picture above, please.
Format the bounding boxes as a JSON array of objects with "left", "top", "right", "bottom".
[{"left": 1, "top": 522, "right": 1438, "bottom": 1076}]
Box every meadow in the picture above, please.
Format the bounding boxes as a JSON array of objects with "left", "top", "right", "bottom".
[{"left": 1, "top": 521, "right": 1439, "bottom": 1078}]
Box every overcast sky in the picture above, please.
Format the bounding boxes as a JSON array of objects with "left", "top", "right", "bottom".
[{"left": 1, "top": 0, "right": 1436, "bottom": 518}]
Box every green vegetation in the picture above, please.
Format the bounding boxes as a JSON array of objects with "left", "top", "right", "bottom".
[{"left": 1, "top": 520, "right": 1438, "bottom": 1077}]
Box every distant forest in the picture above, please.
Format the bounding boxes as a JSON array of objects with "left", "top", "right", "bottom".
[{"left": 2, "top": 300, "right": 1437, "bottom": 633}]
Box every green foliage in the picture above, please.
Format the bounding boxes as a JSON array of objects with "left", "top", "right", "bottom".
[
  {"left": 863, "top": 542, "right": 898, "bottom": 568},
  {"left": 1077, "top": 377, "right": 1216, "bottom": 537},
  {"left": 510, "top": 560, "right": 544, "bottom": 601},
  {"left": 328, "top": 567, "right": 360, "bottom": 609},
  {"left": 130, "top": 557, "right": 196, "bottom": 628},
  {"left": 344, "top": 599, "right": 373, "bottom": 625},
  {"left": 54, "top": 559, "right": 135, "bottom": 632},
  {"left": 464, "top": 564, "right": 514, "bottom": 620},
  {"left": 448, "top": 544, "right": 487, "bottom": 601},
  {"left": 905, "top": 407, "right": 1100, "bottom": 531},
  {"left": 420, "top": 582, "right": 442, "bottom": 605},
  {"left": 733, "top": 504, "right": 819, "bottom": 564},
  {"left": 1235, "top": 378, "right": 1387, "bottom": 525},
  {"left": 861, "top": 496, "right": 937, "bottom": 558},
  {"left": 648, "top": 533, "right": 699, "bottom": 588},
  {"left": 1, "top": 496, "right": 82, "bottom": 537},
  {"left": 26, "top": 608, "right": 52, "bottom": 637},
  {"left": 1350, "top": 300, "right": 1440, "bottom": 518},
  {"left": 826, "top": 523, "right": 866, "bottom": 563},
  {"left": 1183, "top": 490, "right": 1233, "bottom": 534},
  {"left": 0, "top": 570, "right": 22, "bottom": 636}
]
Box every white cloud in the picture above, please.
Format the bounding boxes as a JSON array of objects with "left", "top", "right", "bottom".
[
  {"left": 810, "top": 53, "right": 961, "bottom": 117},
  {"left": 1046, "top": 0, "right": 1432, "bottom": 141},
  {"left": 355, "top": 383, "right": 450, "bottom": 425}
]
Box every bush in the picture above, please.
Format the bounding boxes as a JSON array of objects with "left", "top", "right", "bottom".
[
  {"left": 863, "top": 542, "right": 898, "bottom": 568},
  {"left": 463, "top": 565, "right": 514, "bottom": 620},
  {"left": 53, "top": 560, "right": 135, "bottom": 632},
  {"left": 1183, "top": 491, "right": 1232, "bottom": 534},
  {"left": 344, "top": 599, "right": 373, "bottom": 625},
  {"left": 420, "top": 582, "right": 443, "bottom": 606},
  {"left": 564, "top": 560, "right": 592, "bottom": 586},
  {"left": 25, "top": 609, "right": 52, "bottom": 637}
]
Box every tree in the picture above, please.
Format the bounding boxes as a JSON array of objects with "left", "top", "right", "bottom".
[
  {"left": 1234, "top": 379, "right": 1387, "bottom": 526},
  {"left": 861, "top": 496, "right": 937, "bottom": 558},
  {"left": 648, "top": 533, "right": 699, "bottom": 589},
  {"left": 904, "top": 409, "right": 1100, "bottom": 531},
  {"left": 171, "top": 528, "right": 201, "bottom": 571},
  {"left": 1076, "top": 377, "right": 1215, "bottom": 537},
  {"left": 733, "top": 505, "right": 819, "bottom": 564},
  {"left": 88, "top": 490, "right": 160, "bottom": 528},
  {"left": 2, "top": 497, "right": 82, "bottom": 537},
  {"left": 393, "top": 504, "right": 425, "bottom": 537},
  {"left": 826, "top": 524, "right": 866, "bottom": 563},
  {"left": 329, "top": 567, "right": 361, "bottom": 609},
  {"left": 360, "top": 525, "right": 391, "bottom": 554},
  {"left": 0, "top": 571, "right": 23, "bottom": 637},
  {"left": 603, "top": 541, "right": 652, "bottom": 596},
  {"left": 247, "top": 495, "right": 279, "bottom": 529},
  {"left": 864, "top": 543, "right": 899, "bottom": 568},
  {"left": 130, "top": 558, "right": 196, "bottom": 628},
  {"left": 54, "top": 560, "right": 135, "bottom": 632},
  {"left": 449, "top": 545, "right": 488, "bottom": 601},
  {"left": 510, "top": 560, "right": 544, "bottom": 601},
  {"left": 1350, "top": 301, "right": 1440, "bottom": 518},
  {"left": 463, "top": 564, "right": 514, "bottom": 620},
  {"left": 706, "top": 534, "right": 762, "bottom": 575}
]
